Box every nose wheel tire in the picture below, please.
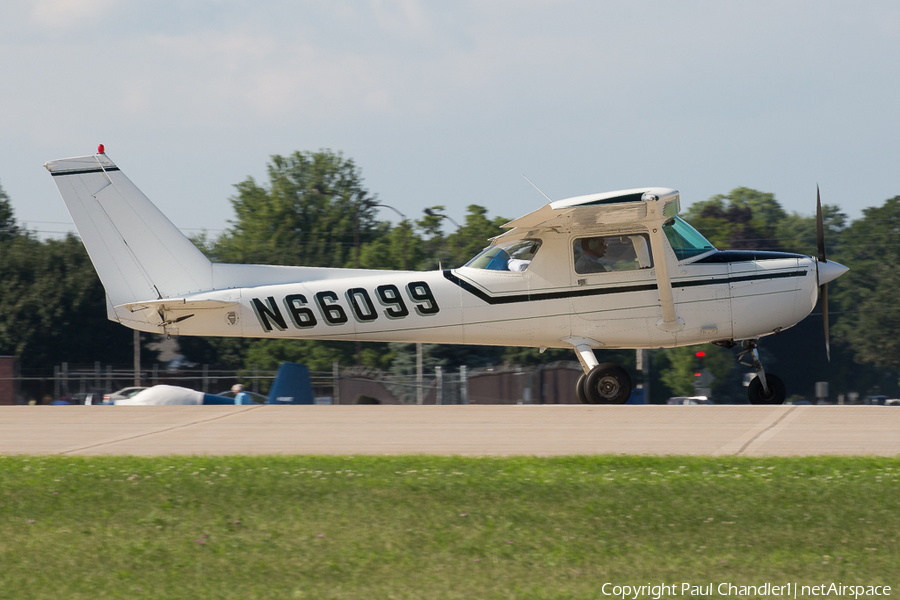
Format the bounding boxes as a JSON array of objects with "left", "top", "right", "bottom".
[
  {"left": 583, "top": 363, "right": 632, "bottom": 404},
  {"left": 747, "top": 373, "right": 787, "bottom": 405}
]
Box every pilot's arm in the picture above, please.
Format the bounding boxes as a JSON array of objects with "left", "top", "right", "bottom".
[{"left": 575, "top": 255, "right": 607, "bottom": 273}]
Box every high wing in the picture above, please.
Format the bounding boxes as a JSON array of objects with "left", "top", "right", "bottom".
[{"left": 500, "top": 187, "right": 677, "bottom": 234}]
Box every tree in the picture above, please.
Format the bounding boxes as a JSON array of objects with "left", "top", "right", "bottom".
[
  {"left": 180, "top": 166, "right": 515, "bottom": 371},
  {"left": 832, "top": 196, "right": 900, "bottom": 372},
  {"left": 415, "top": 205, "right": 451, "bottom": 270},
  {"left": 445, "top": 205, "right": 508, "bottom": 268},
  {"left": 683, "top": 188, "right": 786, "bottom": 250},
  {"left": 358, "top": 219, "right": 424, "bottom": 271},
  {"left": 683, "top": 186, "right": 847, "bottom": 257},
  {"left": 245, "top": 339, "right": 361, "bottom": 373},
  {"left": 0, "top": 187, "right": 141, "bottom": 378},
  {"left": 657, "top": 345, "right": 734, "bottom": 398},
  {"left": 774, "top": 204, "right": 847, "bottom": 256},
  {"left": 178, "top": 151, "right": 389, "bottom": 369},
  {"left": 0, "top": 181, "right": 18, "bottom": 242},
  {"left": 0, "top": 234, "right": 132, "bottom": 368},
  {"left": 214, "top": 150, "right": 381, "bottom": 267}
]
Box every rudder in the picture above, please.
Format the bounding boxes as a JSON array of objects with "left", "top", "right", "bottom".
[{"left": 44, "top": 151, "right": 213, "bottom": 309}]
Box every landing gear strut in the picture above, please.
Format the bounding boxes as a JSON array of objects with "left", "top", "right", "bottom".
[
  {"left": 738, "top": 339, "right": 786, "bottom": 405},
  {"left": 570, "top": 340, "right": 632, "bottom": 404}
]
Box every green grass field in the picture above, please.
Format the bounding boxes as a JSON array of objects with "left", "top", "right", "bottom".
[{"left": 1, "top": 455, "right": 898, "bottom": 599}]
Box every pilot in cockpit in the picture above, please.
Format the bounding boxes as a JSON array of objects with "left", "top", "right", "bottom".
[{"left": 574, "top": 237, "right": 608, "bottom": 273}]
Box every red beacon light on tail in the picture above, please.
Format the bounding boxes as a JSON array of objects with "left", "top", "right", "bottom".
[{"left": 97, "top": 144, "right": 105, "bottom": 154}]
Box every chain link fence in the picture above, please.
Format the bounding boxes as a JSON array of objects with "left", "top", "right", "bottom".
[{"left": 2, "top": 358, "right": 584, "bottom": 405}]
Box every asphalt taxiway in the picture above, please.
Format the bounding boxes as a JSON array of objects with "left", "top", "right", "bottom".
[{"left": 1, "top": 405, "right": 898, "bottom": 456}]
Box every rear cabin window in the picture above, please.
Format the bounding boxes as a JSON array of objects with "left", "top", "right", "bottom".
[{"left": 573, "top": 234, "right": 652, "bottom": 274}]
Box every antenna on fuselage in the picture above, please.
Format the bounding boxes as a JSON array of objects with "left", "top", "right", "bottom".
[{"left": 521, "top": 174, "right": 553, "bottom": 203}]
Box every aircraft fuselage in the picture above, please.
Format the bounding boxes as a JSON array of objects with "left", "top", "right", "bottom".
[{"left": 151, "top": 252, "right": 819, "bottom": 350}]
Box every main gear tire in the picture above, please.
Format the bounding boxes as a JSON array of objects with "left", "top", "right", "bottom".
[
  {"left": 584, "top": 363, "right": 632, "bottom": 404},
  {"left": 576, "top": 373, "right": 589, "bottom": 404}
]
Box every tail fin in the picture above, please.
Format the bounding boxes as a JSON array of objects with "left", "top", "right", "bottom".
[
  {"left": 44, "top": 152, "right": 213, "bottom": 309},
  {"left": 267, "top": 363, "right": 315, "bottom": 404}
]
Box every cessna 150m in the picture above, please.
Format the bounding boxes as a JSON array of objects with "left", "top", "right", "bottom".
[{"left": 45, "top": 148, "right": 848, "bottom": 405}]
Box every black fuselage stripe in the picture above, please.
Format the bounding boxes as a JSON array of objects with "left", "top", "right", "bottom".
[
  {"left": 50, "top": 166, "right": 121, "bottom": 177},
  {"left": 675, "top": 271, "right": 805, "bottom": 288},
  {"left": 442, "top": 269, "right": 807, "bottom": 305}
]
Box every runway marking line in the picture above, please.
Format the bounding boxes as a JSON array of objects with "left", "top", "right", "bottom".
[{"left": 57, "top": 405, "right": 265, "bottom": 455}]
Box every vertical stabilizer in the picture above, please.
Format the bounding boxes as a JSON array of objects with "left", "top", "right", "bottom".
[
  {"left": 44, "top": 152, "right": 213, "bottom": 307},
  {"left": 268, "top": 363, "right": 315, "bottom": 404}
]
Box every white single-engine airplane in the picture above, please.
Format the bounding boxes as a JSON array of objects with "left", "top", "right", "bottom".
[{"left": 45, "top": 148, "right": 848, "bottom": 405}]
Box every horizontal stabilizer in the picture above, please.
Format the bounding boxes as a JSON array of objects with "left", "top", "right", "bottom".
[{"left": 118, "top": 298, "right": 240, "bottom": 313}]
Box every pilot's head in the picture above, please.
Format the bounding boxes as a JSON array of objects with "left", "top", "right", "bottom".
[
  {"left": 582, "top": 237, "right": 607, "bottom": 257},
  {"left": 232, "top": 384, "right": 244, "bottom": 393}
]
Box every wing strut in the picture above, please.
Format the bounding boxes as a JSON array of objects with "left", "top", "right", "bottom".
[{"left": 648, "top": 222, "right": 684, "bottom": 332}]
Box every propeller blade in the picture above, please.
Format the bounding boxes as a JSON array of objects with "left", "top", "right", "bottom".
[
  {"left": 821, "top": 283, "right": 830, "bottom": 362},
  {"left": 816, "top": 185, "right": 826, "bottom": 262},
  {"left": 817, "top": 186, "right": 830, "bottom": 361}
]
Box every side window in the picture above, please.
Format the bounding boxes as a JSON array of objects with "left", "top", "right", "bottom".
[
  {"left": 465, "top": 239, "right": 542, "bottom": 272},
  {"left": 573, "top": 234, "right": 653, "bottom": 274}
]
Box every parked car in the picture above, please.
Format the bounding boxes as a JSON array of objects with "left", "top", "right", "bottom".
[{"left": 667, "top": 396, "right": 713, "bottom": 405}]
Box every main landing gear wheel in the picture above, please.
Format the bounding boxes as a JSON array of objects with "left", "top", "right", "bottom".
[
  {"left": 747, "top": 373, "right": 786, "bottom": 405},
  {"left": 583, "top": 363, "right": 632, "bottom": 404},
  {"left": 576, "top": 373, "right": 589, "bottom": 404}
]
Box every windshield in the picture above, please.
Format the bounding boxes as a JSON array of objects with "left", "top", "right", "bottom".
[
  {"left": 465, "top": 239, "right": 542, "bottom": 271},
  {"left": 663, "top": 217, "right": 715, "bottom": 260}
]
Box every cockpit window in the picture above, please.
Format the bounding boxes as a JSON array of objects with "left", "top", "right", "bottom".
[
  {"left": 465, "top": 239, "right": 542, "bottom": 271},
  {"left": 574, "top": 234, "right": 653, "bottom": 274},
  {"left": 663, "top": 217, "right": 716, "bottom": 260}
]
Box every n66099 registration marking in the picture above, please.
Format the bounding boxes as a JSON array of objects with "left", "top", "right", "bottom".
[{"left": 251, "top": 281, "right": 439, "bottom": 332}]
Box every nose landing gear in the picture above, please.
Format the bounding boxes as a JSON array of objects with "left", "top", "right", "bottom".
[{"left": 738, "top": 339, "right": 786, "bottom": 405}]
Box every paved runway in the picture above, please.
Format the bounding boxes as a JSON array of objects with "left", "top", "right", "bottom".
[{"left": 1, "top": 405, "right": 898, "bottom": 457}]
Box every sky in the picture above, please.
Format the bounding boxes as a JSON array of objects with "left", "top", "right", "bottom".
[{"left": 1, "top": 0, "right": 899, "bottom": 240}]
